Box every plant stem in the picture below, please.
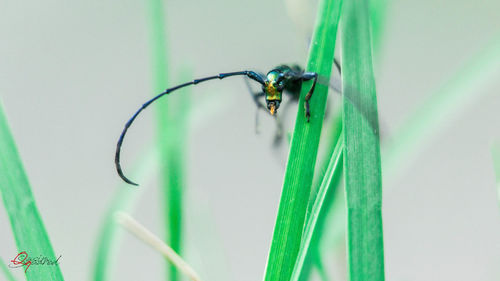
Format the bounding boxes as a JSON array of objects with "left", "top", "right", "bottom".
[{"left": 116, "top": 212, "right": 202, "bottom": 281}]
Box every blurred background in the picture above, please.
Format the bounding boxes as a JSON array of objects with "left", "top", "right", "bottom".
[{"left": 1, "top": 0, "right": 499, "bottom": 280}]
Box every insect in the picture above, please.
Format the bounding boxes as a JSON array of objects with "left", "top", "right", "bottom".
[
  {"left": 252, "top": 61, "right": 342, "bottom": 146},
  {"left": 115, "top": 65, "right": 327, "bottom": 186}
]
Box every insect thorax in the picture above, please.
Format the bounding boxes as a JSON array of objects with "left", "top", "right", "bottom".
[{"left": 264, "top": 70, "right": 282, "bottom": 101}]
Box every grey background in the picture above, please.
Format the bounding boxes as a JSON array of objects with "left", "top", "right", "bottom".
[{"left": 1, "top": 0, "right": 499, "bottom": 280}]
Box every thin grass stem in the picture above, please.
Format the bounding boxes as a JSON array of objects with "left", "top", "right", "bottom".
[{"left": 115, "top": 212, "right": 202, "bottom": 281}]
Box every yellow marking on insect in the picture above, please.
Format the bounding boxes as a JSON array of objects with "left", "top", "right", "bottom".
[
  {"left": 270, "top": 104, "right": 276, "bottom": 115},
  {"left": 265, "top": 82, "right": 278, "bottom": 95}
]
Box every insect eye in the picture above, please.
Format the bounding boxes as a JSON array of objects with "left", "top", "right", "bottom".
[{"left": 277, "top": 80, "right": 284, "bottom": 90}]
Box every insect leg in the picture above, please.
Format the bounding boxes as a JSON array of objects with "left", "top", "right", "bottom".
[
  {"left": 243, "top": 77, "right": 266, "bottom": 109},
  {"left": 243, "top": 78, "right": 266, "bottom": 133},
  {"left": 333, "top": 58, "right": 341, "bottom": 74},
  {"left": 301, "top": 72, "right": 318, "bottom": 122}
]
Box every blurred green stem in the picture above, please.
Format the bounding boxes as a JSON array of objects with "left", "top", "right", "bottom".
[{"left": 146, "top": 1, "right": 190, "bottom": 281}]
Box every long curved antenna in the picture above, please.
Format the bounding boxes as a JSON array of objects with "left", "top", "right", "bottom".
[{"left": 116, "top": 71, "right": 265, "bottom": 186}]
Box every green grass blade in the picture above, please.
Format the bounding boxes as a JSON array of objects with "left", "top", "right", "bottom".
[
  {"left": 291, "top": 135, "right": 343, "bottom": 281},
  {"left": 0, "top": 101, "right": 64, "bottom": 281},
  {"left": 300, "top": 91, "right": 342, "bottom": 281},
  {"left": 341, "top": 0, "right": 385, "bottom": 279},
  {"left": 301, "top": 186, "right": 347, "bottom": 281},
  {"left": 304, "top": 34, "right": 500, "bottom": 275},
  {"left": 263, "top": 0, "right": 343, "bottom": 279},
  {"left": 383, "top": 36, "right": 500, "bottom": 176},
  {"left": 300, "top": 18, "right": 499, "bottom": 281},
  {"left": 1, "top": 260, "right": 18, "bottom": 281},
  {"left": 491, "top": 142, "right": 500, "bottom": 206}
]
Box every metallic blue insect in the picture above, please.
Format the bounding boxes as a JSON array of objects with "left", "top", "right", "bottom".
[{"left": 115, "top": 63, "right": 342, "bottom": 186}]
